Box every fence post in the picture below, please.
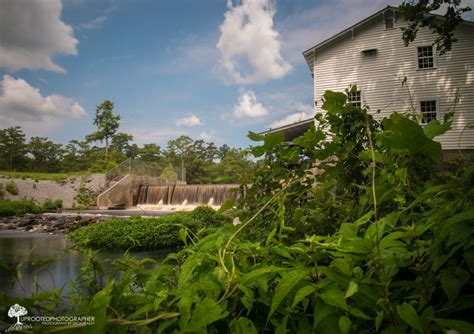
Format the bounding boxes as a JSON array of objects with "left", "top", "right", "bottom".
[{"left": 128, "top": 158, "right": 131, "bottom": 174}]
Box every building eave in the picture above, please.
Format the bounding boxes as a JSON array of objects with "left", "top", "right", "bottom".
[
  {"left": 259, "top": 118, "right": 314, "bottom": 142},
  {"left": 302, "top": 5, "right": 474, "bottom": 76}
]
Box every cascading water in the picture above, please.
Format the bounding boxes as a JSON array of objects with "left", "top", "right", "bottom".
[{"left": 137, "top": 184, "right": 239, "bottom": 206}]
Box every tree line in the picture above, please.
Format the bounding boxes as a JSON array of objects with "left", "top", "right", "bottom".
[{"left": 0, "top": 100, "right": 254, "bottom": 184}]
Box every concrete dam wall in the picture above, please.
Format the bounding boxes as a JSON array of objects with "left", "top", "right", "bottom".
[{"left": 137, "top": 184, "right": 239, "bottom": 206}]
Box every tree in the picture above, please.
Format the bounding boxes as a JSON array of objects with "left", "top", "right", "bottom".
[
  {"left": 8, "top": 304, "right": 27, "bottom": 325},
  {"left": 109, "top": 132, "right": 134, "bottom": 161},
  {"left": 0, "top": 127, "right": 27, "bottom": 171},
  {"left": 86, "top": 100, "right": 120, "bottom": 159},
  {"left": 28, "top": 137, "right": 64, "bottom": 172},
  {"left": 167, "top": 135, "right": 194, "bottom": 181},
  {"left": 400, "top": 0, "right": 472, "bottom": 55},
  {"left": 138, "top": 144, "right": 162, "bottom": 162}
]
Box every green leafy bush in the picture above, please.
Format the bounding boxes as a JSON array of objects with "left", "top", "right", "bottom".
[
  {"left": 2, "top": 91, "right": 473, "bottom": 333},
  {"left": 42, "top": 199, "right": 63, "bottom": 211},
  {"left": 0, "top": 200, "right": 42, "bottom": 217},
  {"left": 74, "top": 186, "right": 97, "bottom": 208},
  {"left": 5, "top": 181, "right": 19, "bottom": 195},
  {"left": 88, "top": 159, "right": 117, "bottom": 173},
  {"left": 69, "top": 206, "right": 230, "bottom": 249}
]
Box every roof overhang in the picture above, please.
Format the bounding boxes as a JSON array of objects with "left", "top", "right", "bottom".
[{"left": 259, "top": 118, "right": 314, "bottom": 142}]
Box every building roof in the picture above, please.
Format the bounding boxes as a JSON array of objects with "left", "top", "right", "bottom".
[
  {"left": 302, "top": 5, "right": 474, "bottom": 76},
  {"left": 259, "top": 118, "right": 314, "bottom": 142},
  {"left": 302, "top": 6, "right": 396, "bottom": 76}
]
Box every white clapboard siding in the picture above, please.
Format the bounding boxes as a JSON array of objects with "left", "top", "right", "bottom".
[{"left": 311, "top": 12, "right": 474, "bottom": 150}]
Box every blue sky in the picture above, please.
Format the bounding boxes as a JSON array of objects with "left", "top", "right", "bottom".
[{"left": 1, "top": 0, "right": 472, "bottom": 148}]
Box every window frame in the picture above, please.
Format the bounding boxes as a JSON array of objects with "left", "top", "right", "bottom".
[
  {"left": 383, "top": 9, "right": 395, "bottom": 30},
  {"left": 419, "top": 100, "right": 438, "bottom": 124},
  {"left": 348, "top": 90, "right": 362, "bottom": 108},
  {"left": 416, "top": 45, "right": 436, "bottom": 70}
]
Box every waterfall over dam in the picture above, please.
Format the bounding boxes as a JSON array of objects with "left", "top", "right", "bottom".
[{"left": 136, "top": 184, "right": 239, "bottom": 206}]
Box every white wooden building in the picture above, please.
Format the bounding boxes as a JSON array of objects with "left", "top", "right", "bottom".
[{"left": 276, "top": 6, "right": 474, "bottom": 151}]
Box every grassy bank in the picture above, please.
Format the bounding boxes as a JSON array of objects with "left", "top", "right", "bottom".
[
  {"left": 0, "top": 171, "right": 87, "bottom": 183},
  {"left": 0, "top": 199, "right": 63, "bottom": 217},
  {"left": 69, "top": 206, "right": 231, "bottom": 249}
]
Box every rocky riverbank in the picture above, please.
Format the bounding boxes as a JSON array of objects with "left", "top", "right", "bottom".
[{"left": 0, "top": 213, "right": 108, "bottom": 234}]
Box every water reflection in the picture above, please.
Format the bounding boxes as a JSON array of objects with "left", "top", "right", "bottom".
[{"left": 0, "top": 231, "right": 173, "bottom": 297}]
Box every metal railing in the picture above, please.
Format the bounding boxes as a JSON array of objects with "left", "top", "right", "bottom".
[{"left": 101, "top": 158, "right": 185, "bottom": 191}]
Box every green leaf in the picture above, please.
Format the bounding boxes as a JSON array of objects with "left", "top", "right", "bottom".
[
  {"left": 230, "top": 317, "right": 258, "bottom": 334},
  {"left": 320, "top": 286, "right": 348, "bottom": 311},
  {"left": 179, "top": 228, "right": 187, "bottom": 245},
  {"left": 440, "top": 268, "right": 469, "bottom": 304},
  {"left": 240, "top": 266, "right": 284, "bottom": 285},
  {"left": 251, "top": 145, "right": 266, "bottom": 158},
  {"left": 354, "top": 211, "right": 374, "bottom": 227},
  {"left": 339, "top": 315, "right": 351, "bottom": 334},
  {"left": 268, "top": 269, "right": 307, "bottom": 322},
  {"left": 375, "top": 311, "right": 384, "bottom": 331},
  {"left": 291, "top": 285, "right": 316, "bottom": 309},
  {"left": 217, "top": 199, "right": 234, "bottom": 214},
  {"left": 345, "top": 280, "right": 359, "bottom": 299},
  {"left": 264, "top": 131, "right": 285, "bottom": 148},
  {"left": 396, "top": 303, "right": 423, "bottom": 333},
  {"left": 293, "top": 125, "right": 324, "bottom": 150},
  {"left": 381, "top": 113, "right": 441, "bottom": 159},
  {"left": 247, "top": 131, "right": 264, "bottom": 141},
  {"left": 185, "top": 297, "right": 229, "bottom": 330},
  {"left": 423, "top": 120, "right": 451, "bottom": 139},
  {"left": 432, "top": 318, "right": 474, "bottom": 334}
]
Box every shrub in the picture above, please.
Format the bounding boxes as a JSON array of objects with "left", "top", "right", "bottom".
[
  {"left": 42, "top": 199, "right": 63, "bottom": 211},
  {"left": 0, "top": 200, "right": 42, "bottom": 217},
  {"left": 74, "top": 186, "right": 97, "bottom": 208},
  {"left": 0, "top": 184, "right": 4, "bottom": 200},
  {"left": 88, "top": 159, "right": 117, "bottom": 173},
  {"left": 69, "top": 206, "right": 230, "bottom": 249},
  {"left": 5, "top": 181, "right": 19, "bottom": 195}
]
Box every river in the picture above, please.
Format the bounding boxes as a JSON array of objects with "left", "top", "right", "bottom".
[{"left": 0, "top": 231, "right": 174, "bottom": 297}]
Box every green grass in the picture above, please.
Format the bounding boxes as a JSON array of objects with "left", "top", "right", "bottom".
[
  {"left": 69, "top": 206, "right": 231, "bottom": 249},
  {"left": 0, "top": 171, "right": 88, "bottom": 183}
]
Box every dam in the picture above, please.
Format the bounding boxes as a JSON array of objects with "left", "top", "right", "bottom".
[{"left": 136, "top": 184, "right": 239, "bottom": 206}]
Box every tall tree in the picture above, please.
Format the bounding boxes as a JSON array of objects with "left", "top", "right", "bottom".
[
  {"left": 86, "top": 100, "right": 120, "bottom": 159},
  {"left": 0, "top": 127, "right": 27, "bottom": 170}
]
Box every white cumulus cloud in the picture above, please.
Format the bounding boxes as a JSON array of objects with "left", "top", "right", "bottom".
[
  {"left": 176, "top": 114, "right": 203, "bottom": 127},
  {"left": 217, "top": 0, "right": 292, "bottom": 84},
  {"left": 268, "top": 103, "right": 314, "bottom": 129},
  {"left": 0, "top": 75, "right": 87, "bottom": 133},
  {"left": 234, "top": 91, "right": 269, "bottom": 118},
  {"left": 0, "top": 0, "right": 78, "bottom": 73},
  {"left": 199, "top": 131, "right": 214, "bottom": 142}
]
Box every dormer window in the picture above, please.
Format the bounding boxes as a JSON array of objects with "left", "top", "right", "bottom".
[{"left": 384, "top": 10, "right": 395, "bottom": 29}]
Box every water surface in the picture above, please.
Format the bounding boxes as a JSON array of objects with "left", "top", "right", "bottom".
[{"left": 0, "top": 231, "right": 174, "bottom": 297}]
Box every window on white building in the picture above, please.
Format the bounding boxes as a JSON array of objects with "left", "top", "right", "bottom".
[
  {"left": 420, "top": 100, "right": 437, "bottom": 124},
  {"left": 348, "top": 90, "right": 362, "bottom": 108},
  {"left": 417, "top": 46, "right": 434, "bottom": 69},
  {"left": 384, "top": 10, "right": 395, "bottom": 29}
]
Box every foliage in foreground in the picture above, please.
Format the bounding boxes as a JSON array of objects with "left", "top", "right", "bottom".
[
  {"left": 69, "top": 206, "right": 231, "bottom": 249},
  {"left": 1, "top": 91, "right": 473, "bottom": 333}
]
